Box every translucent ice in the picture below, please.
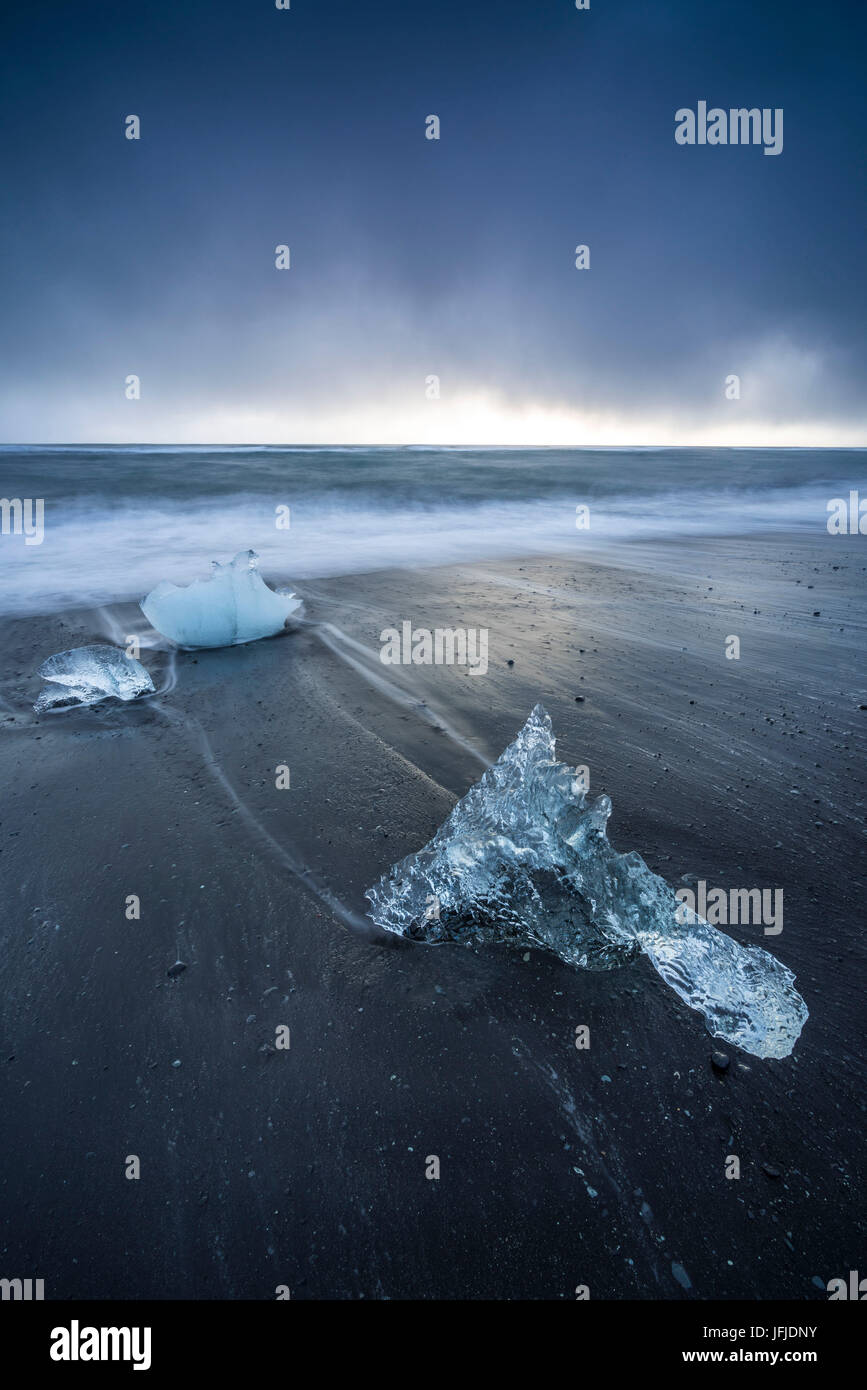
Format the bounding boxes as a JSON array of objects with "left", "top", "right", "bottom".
[
  {"left": 141, "top": 549, "right": 302, "bottom": 649},
  {"left": 366, "top": 705, "right": 808, "bottom": 1059},
  {"left": 34, "top": 644, "right": 155, "bottom": 712}
]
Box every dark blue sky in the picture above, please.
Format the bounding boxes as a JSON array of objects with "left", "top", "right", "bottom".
[{"left": 1, "top": 0, "right": 865, "bottom": 442}]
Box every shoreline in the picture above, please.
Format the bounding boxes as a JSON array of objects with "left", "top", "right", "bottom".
[{"left": 0, "top": 536, "right": 864, "bottom": 1298}]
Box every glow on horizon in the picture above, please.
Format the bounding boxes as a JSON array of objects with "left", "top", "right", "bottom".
[{"left": 4, "top": 389, "right": 865, "bottom": 448}]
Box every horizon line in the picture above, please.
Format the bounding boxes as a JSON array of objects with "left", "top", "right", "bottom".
[{"left": 2, "top": 441, "right": 865, "bottom": 451}]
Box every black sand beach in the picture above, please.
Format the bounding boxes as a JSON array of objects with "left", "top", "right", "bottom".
[{"left": 1, "top": 535, "right": 864, "bottom": 1299}]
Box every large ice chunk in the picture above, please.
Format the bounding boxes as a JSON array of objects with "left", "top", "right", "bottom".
[
  {"left": 141, "top": 549, "right": 302, "bottom": 649},
  {"left": 34, "top": 644, "right": 155, "bottom": 712},
  {"left": 366, "top": 705, "right": 808, "bottom": 1059}
]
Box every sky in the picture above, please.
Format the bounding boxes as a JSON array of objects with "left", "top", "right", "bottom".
[{"left": 1, "top": 0, "right": 865, "bottom": 445}]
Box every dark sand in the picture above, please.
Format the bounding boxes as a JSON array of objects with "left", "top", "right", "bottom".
[{"left": 0, "top": 535, "right": 864, "bottom": 1299}]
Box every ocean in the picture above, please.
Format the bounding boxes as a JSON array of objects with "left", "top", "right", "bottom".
[{"left": 0, "top": 444, "right": 863, "bottom": 616}]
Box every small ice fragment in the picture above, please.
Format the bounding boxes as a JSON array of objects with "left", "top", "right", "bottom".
[
  {"left": 365, "top": 705, "right": 808, "bottom": 1060},
  {"left": 34, "top": 645, "right": 154, "bottom": 712},
  {"left": 140, "top": 549, "right": 301, "bottom": 649},
  {"left": 671, "top": 1261, "right": 692, "bottom": 1291}
]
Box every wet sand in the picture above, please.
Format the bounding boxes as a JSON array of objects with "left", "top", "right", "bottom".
[{"left": 0, "top": 535, "right": 864, "bottom": 1299}]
